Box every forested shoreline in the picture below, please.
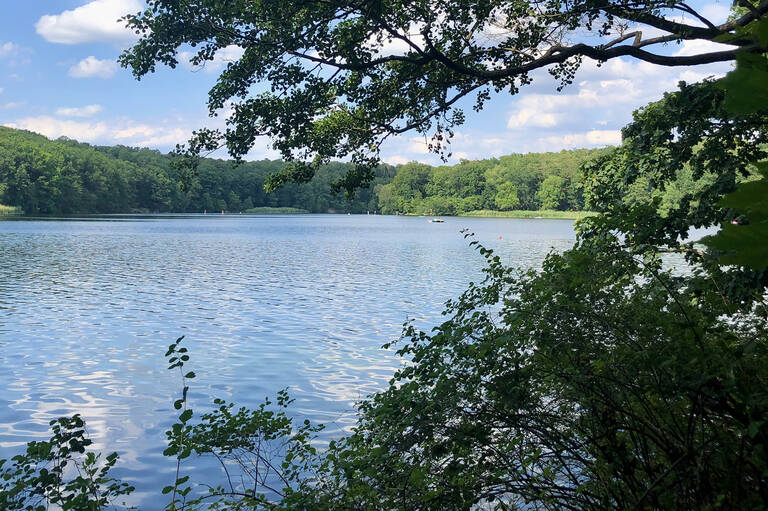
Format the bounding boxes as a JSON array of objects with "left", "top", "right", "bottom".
[
  {"left": 0, "top": 127, "right": 390, "bottom": 215},
  {"left": 0, "top": 126, "right": 744, "bottom": 225},
  {"left": 376, "top": 149, "right": 609, "bottom": 215},
  {"left": 1, "top": 126, "right": 612, "bottom": 216}
]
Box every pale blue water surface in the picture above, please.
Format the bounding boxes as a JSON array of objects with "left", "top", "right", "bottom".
[{"left": 0, "top": 214, "right": 575, "bottom": 508}]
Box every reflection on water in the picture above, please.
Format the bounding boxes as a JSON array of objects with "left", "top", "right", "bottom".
[{"left": 0, "top": 214, "right": 575, "bottom": 509}]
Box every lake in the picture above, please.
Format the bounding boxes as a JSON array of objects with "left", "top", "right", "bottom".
[{"left": 0, "top": 214, "right": 576, "bottom": 508}]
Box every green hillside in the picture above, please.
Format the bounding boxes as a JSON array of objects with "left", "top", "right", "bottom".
[
  {"left": 0, "top": 126, "right": 611, "bottom": 215},
  {"left": 0, "top": 127, "right": 391, "bottom": 215},
  {"left": 375, "top": 149, "right": 611, "bottom": 216}
]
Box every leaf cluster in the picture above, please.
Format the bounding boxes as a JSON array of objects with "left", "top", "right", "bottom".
[
  {"left": 119, "top": 0, "right": 768, "bottom": 192},
  {"left": 0, "top": 415, "right": 134, "bottom": 511}
]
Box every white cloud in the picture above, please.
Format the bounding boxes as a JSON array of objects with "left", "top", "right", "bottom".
[
  {"left": 0, "top": 42, "right": 32, "bottom": 66},
  {"left": 5, "top": 116, "right": 111, "bottom": 141},
  {"left": 674, "top": 38, "right": 734, "bottom": 57},
  {"left": 36, "top": 0, "right": 142, "bottom": 45},
  {"left": 383, "top": 155, "right": 409, "bottom": 165},
  {"left": 179, "top": 45, "right": 246, "bottom": 74},
  {"left": 68, "top": 56, "right": 118, "bottom": 79},
  {"left": 132, "top": 128, "right": 192, "bottom": 147},
  {"left": 496, "top": 54, "right": 731, "bottom": 148},
  {"left": 111, "top": 125, "right": 155, "bottom": 139},
  {"left": 3, "top": 102, "right": 282, "bottom": 160},
  {"left": 1, "top": 102, "right": 25, "bottom": 110},
  {"left": 540, "top": 130, "right": 622, "bottom": 148},
  {"left": 56, "top": 104, "right": 104, "bottom": 117},
  {"left": 110, "top": 124, "right": 192, "bottom": 146},
  {"left": 3, "top": 115, "right": 191, "bottom": 150},
  {"left": 0, "top": 42, "right": 20, "bottom": 59},
  {"left": 700, "top": 4, "right": 731, "bottom": 25},
  {"left": 508, "top": 109, "right": 559, "bottom": 129}
]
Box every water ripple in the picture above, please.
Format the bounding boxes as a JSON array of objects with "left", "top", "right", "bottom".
[{"left": 0, "top": 214, "right": 575, "bottom": 509}]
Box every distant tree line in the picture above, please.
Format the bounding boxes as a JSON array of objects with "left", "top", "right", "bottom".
[
  {"left": 375, "top": 149, "right": 611, "bottom": 215},
  {"left": 2, "top": 126, "right": 725, "bottom": 218},
  {"left": 1, "top": 126, "right": 621, "bottom": 216},
  {"left": 0, "top": 127, "right": 391, "bottom": 215}
]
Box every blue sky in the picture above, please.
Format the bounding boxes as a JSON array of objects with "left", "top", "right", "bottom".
[{"left": 0, "top": 0, "right": 734, "bottom": 165}]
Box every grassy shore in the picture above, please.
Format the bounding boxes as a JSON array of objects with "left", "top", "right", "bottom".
[
  {"left": 461, "top": 209, "right": 595, "bottom": 220},
  {"left": 244, "top": 206, "right": 309, "bottom": 214},
  {"left": 0, "top": 204, "right": 22, "bottom": 216}
]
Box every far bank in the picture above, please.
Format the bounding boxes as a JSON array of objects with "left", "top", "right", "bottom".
[{"left": 460, "top": 209, "right": 594, "bottom": 220}]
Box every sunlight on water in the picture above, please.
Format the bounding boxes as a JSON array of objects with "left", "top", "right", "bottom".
[{"left": 0, "top": 214, "right": 575, "bottom": 509}]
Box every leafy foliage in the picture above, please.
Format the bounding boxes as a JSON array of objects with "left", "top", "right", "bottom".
[
  {"left": 705, "top": 161, "right": 768, "bottom": 267},
  {"left": 494, "top": 182, "right": 521, "bottom": 211},
  {"left": 0, "top": 415, "right": 134, "bottom": 511},
  {"left": 1, "top": 126, "right": 620, "bottom": 216},
  {"left": 3, "top": 7, "right": 768, "bottom": 511},
  {"left": 0, "top": 127, "right": 390, "bottom": 215},
  {"left": 162, "top": 337, "right": 325, "bottom": 511},
  {"left": 118, "top": 0, "right": 767, "bottom": 191},
  {"left": 305, "top": 236, "right": 768, "bottom": 510},
  {"left": 536, "top": 175, "right": 567, "bottom": 210},
  {"left": 376, "top": 149, "right": 608, "bottom": 215},
  {"left": 581, "top": 79, "right": 768, "bottom": 252},
  {"left": 702, "top": 18, "right": 768, "bottom": 269}
]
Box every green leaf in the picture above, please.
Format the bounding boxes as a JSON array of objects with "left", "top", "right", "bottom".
[
  {"left": 179, "top": 410, "right": 193, "bottom": 423},
  {"left": 719, "top": 63, "right": 768, "bottom": 116},
  {"left": 703, "top": 165, "right": 768, "bottom": 269}
]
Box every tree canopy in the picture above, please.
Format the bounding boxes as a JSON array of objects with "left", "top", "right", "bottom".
[
  {"left": 375, "top": 149, "right": 608, "bottom": 215},
  {"left": 119, "top": 0, "right": 768, "bottom": 192},
  {"left": 0, "top": 126, "right": 614, "bottom": 216},
  {"left": 0, "top": 127, "right": 389, "bottom": 215}
]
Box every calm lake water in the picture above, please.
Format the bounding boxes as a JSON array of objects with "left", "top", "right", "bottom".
[{"left": 0, "top": 214, "right": 575, "bottom": 508}]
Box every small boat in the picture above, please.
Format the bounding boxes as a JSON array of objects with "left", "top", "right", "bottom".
[{"left": 429, "top": 218, "right": 445, "bottom": 223}]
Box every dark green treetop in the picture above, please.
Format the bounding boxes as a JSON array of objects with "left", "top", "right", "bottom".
[{"left": 119, "top": 0, "right": 768, "bottom": 193}]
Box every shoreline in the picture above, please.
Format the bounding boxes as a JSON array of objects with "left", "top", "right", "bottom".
[
  {"left": 459, "top": 209, "right": 595, "bottom": 220},
  {"left": 1, "top": 209, "right": 595, "bottom": 219}
]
